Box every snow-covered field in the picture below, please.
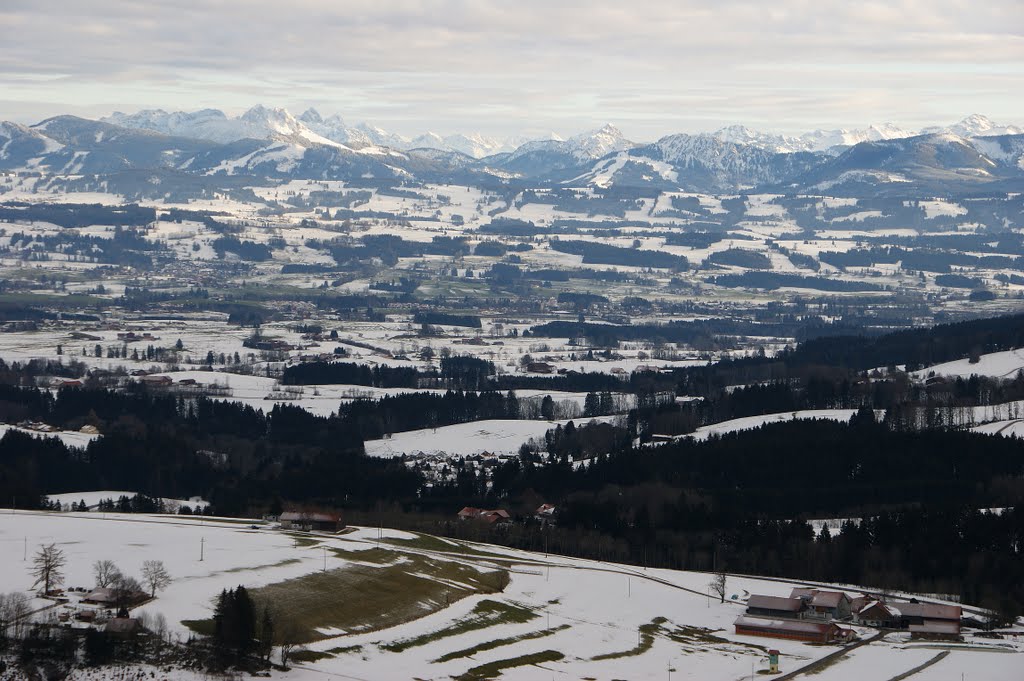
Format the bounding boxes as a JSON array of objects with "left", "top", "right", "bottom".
[
  {"left": 971, "top": 418, "right": 1024, "bottom": 438},
  {"left": 914, "top": 348, "right": 1024, "bottom": 380},
  {"left": 364, "top": 416, "right": 619, "bottom": 458},
  {"left": 44, "top": 490, "right": 208, "bottom": 511},
  {"left": 681, "top": 409, "right": 873, "bottom": 442},
  {"left": 0, "top": 423, "right": 98, "bottom": 449},
  {"left": 2, "top": 511, "right": 1016, "bottom": 680}
]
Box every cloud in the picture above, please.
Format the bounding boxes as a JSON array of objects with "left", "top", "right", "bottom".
[{"left": 0, "top": 0, "right": 1021, "bottom": 137}]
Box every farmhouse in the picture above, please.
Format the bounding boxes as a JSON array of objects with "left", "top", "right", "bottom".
[
  {"left": 791, "top": 588, "right": 852, "bottom": 620},
  {"left": 746, "top": 595, "right": 806, "bottom": 619},
  {"left": 535, "top": 503, "right": 557, "bottom": 522},
  {"left": 854, "top": 600, "right": 900, "bottom": 628},
  {"left": 909, "top": 620, "right": 961, "bottom": 642},
  {"left": 458, "top": 506, "right": 483, "bottom": 520},
  {"left": 895, "top": 601, "right": 962, "bottom": 637},
  {"left": 734, "top": 615, "right": 855, "bottom": 644},
  {"left": 279, "top": 510, "right": 344, "bottom": 533},
  {"left": 82, "top": 587, "right": 147, "bottom": 607}
]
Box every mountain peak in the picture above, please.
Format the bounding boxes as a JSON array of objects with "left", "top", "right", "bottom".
[
  {"left": 591, "top": 123, "right": 624, "bottom": 139},
  {"left": 299, "top": 108, "right": 323, "bottom": 124}
]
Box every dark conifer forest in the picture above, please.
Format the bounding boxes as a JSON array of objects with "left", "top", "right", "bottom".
[{"left": 2, "top": 313, "right": 1024, "bottom": 621}]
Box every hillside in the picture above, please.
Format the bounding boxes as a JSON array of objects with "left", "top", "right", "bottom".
[{"left": 1, "top": 510, "right": 1018, "bottom": 680}]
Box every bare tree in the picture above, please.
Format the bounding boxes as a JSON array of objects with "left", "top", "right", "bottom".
[
  {"left": 710, "top": 572, "right": 727, "bottom": 604},
  {"left": 153, "top": 612, "right": 169, "bottom": 641},
  {"left": 30, "top": 543, "right": 67, "bottom": 595},
  {"left": 112, "top": 573, "right": 144, "bottom": 612},
  {"left": 0, "top": 592, "right": 31, "bottom": 641},
  {"left": 277, "top": 615, "right": 301, "bottom": 667},
  {"left": 93, "top": 559, "right": 121, "bottom": 588},
  {"left": 141, "top": 560, "right": 172, "bottom": 598},
  {"left": 11, "top": 592, "right": 30, "bottom": 639}
]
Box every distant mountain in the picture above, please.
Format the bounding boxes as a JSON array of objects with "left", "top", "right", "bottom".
[
  {"left": 969, "top": 134, "right": 1024, "bottom": 172},
  {"left": 487, "top": 124, "right": 635, "bottom": 178},
  {"left": 567, "top": 133, "right": 820, "bottom": 191},
  {"left": 708, "top": 116, "right": 1022, "bottom": 155},
  {"left": 0, "top": 121, "right": 64, "bottom": 168},
  {"left": 793, "top": 132, "right": 1024, "bottom": 194},
  {"left": 104, "top": 108, "right": 249, "bottom": 144},
  {"left": 923, "top": 114, "right": 1024, "bottom": 139},
  {"left": 26, "top": 116, "right": 222, "bottom": 174},
  {"left": 3, "top": 110, "right": 1021, "bottom": 197},
  {"left": 105, "top": 106, "right": 529, "bottom": 159},
  {"left": 710, "top": 122, "right": 915, "bottom": 154}
]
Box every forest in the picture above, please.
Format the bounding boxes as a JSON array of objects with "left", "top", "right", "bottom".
[{"left": 1, "top": 312, "right": 1024, "bottom": 622}]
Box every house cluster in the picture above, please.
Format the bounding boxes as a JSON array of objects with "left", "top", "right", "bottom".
[
  {"left": 735, "top": 588, "right": 963, "bottom": 644},
  {"left": 49, "top": 585, "right": 150, "bottom": 638},
  {"left": 116, "top": 331, "right": 159, "bottom": 342},
  {"left": 457, "top": 507, "right": 512, "bottom": 524},
  {"left": 403, "top": 450, "right": 521, "bottom": 488},
  {"left": 455, "top": 504, "right": 557, "bottom": 526}
]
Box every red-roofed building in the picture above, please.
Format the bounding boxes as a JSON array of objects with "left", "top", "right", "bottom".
[
  {"left": 790, "top": 588, "right": 853, "bottom": 621},
  {"left": 457, "top": 507, "right": 512, "bottom": 524},
  {"left": 746, "top": 595, "right": 806, "bottom": 619},
  {"left": 457, "top": 506, "right": 482, "bottom": 520},
  {"left": 734, "top": 616, "right": 855, "bottom": 644}
]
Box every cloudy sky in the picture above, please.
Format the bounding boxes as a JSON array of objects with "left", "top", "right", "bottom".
[{"left": 1, "top": 0, "right": 1021, "bottom": 139}]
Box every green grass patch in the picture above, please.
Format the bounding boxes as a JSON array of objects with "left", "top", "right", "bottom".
[
  {"left": 329, "top": 547, "right": 402, "bottom": 564},
  {"left": 381, "top": 533, "right": 474, "bottom": 553},
  {"left": 382, "top": 599, "right": 535, "bottom": 653},
  {"left": 327, "top": 645, "right": 363, "bottom": 655},
  {"left": 591, "top": 617, "right": 666, "bottom": 661},
  {"left": 290, "top": 649, "right": 334, "bottom": 663},
  {"left": 381, "top": 533, "right": 517, "bottom": 561},
  {"left": 435, "top": 624, "right": 570, "bottom": 663},
  {"left": 455, "top": 650, "right": 565, "bottom": 681},
  {"left": 247, "top": 556, "right": 507, "bottom": 644},
  {"left": 289, "top": 534, "right": 322, "bottom": 548},
  {"left": 181, "top": 618, "right": 214, "bottom": 636}
]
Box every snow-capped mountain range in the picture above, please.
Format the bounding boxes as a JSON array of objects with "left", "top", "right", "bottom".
[
  {"left": 101, "top": 106, "right": 1022, "bottom": 161},
  {"left": 2, "top": 107, "right": 1022, "bottom": 197},
  {"left": 103, "top": 106, "right": 545, "bottom": 159}
]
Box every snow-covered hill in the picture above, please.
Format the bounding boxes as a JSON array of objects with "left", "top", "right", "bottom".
[{"left": 3, "top": 511, "right": 1015, "bottom": 680}]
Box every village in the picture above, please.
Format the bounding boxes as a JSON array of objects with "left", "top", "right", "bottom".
[{"left": 736, "top": 588, "right": 965, "bottom": 644}]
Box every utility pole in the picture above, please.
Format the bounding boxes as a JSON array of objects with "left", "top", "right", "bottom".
[
  {"left": 200, "top": 537, "right": 205, "bottom": 562},
  {"left": 23, "top": 536, "right": 27, "bottom": 561}
]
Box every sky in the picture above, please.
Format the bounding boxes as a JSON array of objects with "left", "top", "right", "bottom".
[{"left": 1, "top": 0, "right": 1021, "bottom": 140}]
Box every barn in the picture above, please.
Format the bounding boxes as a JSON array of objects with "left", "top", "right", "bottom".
[
  {"left": 896, "top": 602, "right": 962, "bottom": 638},
  {"left": 279, "top": 511, "right": 344, "bottom": 533},
  {"left": 734, "top": 615, "right": 855, "bottom": 644},
  {"left": 746, "top": 595, "right": 806, "bottom": 619}
]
